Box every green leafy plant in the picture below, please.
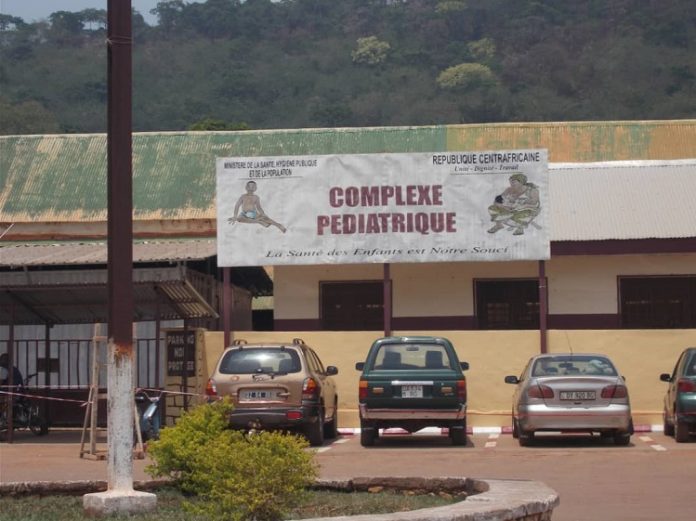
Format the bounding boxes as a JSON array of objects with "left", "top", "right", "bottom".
[
  {"left": 145, "top": 398, "right": 235, "bottom": 493},
  {"left": 437, "top": 63, "right": 498, "bottom": 91},
  {"left": 146, "top": 399, "right": 317, "bottom": 521},
  {"left": 351, "top": 36, "right": 391, "bottom": 66}
]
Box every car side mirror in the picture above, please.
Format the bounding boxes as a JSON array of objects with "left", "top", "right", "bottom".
[
  {"left": 660, "top": 373, "right": 672, "bottom": 382},
  {"left": 504, "top": 375, "right": 519, "bottom": 384},
  {"left": 355, "top": 362, "right": 365, "bottom": 371},
  {"left": 326, "top": 366, "right": 338, "bottom": 376},
  {"left": 460, "top": 361, "right": 469, "bottom": 371}
]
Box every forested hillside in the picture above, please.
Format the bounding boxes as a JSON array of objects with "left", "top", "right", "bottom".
[{"left": 1, "top": 0, "right": 695, "bottom": 134}]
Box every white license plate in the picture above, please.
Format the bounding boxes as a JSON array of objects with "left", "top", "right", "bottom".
[
  {"left": 240, "top": 389, "right": 279, "bottom": 401},
  {"left": 560, "top": 391, "right": 596, "bottom": 400},
  {"left": 401, "top": 385, "right": 423, "bottom": 398}
]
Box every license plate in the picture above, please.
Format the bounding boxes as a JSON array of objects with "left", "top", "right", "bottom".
[
  {"left": 240, "top": 389, "right": 279, "bottom": 401},
  {"left": 560, "top": 391, "right": 596, "bottom": 400},
  {"left": 401, "top": 385, "right": 423, "bottom": 398}
]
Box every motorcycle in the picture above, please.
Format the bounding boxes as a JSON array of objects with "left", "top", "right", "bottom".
[
  {"left": 135, "top": 389, "right": 162, "bottom": 442},
  {"left": 0, "top": 373, "right": 49, "bottom": 438}
]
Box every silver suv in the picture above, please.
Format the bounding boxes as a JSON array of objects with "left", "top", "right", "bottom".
[{"left": 206, "top": 338, "right": 339, "bottom": 446}]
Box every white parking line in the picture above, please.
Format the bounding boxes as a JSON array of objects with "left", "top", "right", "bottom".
[
  {"left": 484, "top": 433, "right": 498, "bottom": 448},
  {"left": 334, "top": 438, "right": 350, "bottom": 444},
  {"left": 316, "top": 446, "right": 332, "bottom": 453},
  {"left": 639, "top": 435, "right": 667, "bottom": 452}
]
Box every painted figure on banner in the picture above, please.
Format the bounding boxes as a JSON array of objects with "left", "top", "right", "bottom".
[
  {"left": 487, "top": 173, "right": 541, "bottom": 236},
  {"left": 227, "top": 180, "right": 287, "bottom": 233}
]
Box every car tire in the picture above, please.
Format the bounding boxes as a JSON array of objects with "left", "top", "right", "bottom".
[
  {"left": 675, "top": 420, "right": 690, "bottom": 443},
  {"left": 518, "top": 423, "right": 533, "bottom": 447},
  {"left": 614, "top": 432, "right": 631, "bottom": 446},
  {"left": 304, "top": 408, "right": 325, "bottom": 447},
  {"left": 512, "top": 416, "right": 519, "bottom": 439},
  {"left": 323, "top": 401, "right": 338, "bottom": 439},
  {"left": 360, "top": 420, "right": 377, "bottom": 447},
  {"left": 663, "top": 411, "right": 675, "bottom": 437},
  {"left": 450, "top": 420, "right": 467, "bottom": 446},
  {"left": 28, "top": 406, "right": 49, "bottom": 436}
]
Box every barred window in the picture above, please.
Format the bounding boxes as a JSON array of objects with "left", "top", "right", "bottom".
[
  {"left": 320, "top": 281, "right": 384, "bottom": 331},
  {"left": 620, "top": 276, "right": 696, "bottom": 329},
  {"left": 475, "top": 279, "right": 540, "bottom": 330}
]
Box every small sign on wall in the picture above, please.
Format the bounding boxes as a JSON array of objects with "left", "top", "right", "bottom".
[{"left": 166, "top": 330, "right": 196, "bottom": 377}]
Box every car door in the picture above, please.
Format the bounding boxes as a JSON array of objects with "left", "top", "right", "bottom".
[
  {"left": 666, "top": 351, "right": 687, "bottom": 420},
  {"left": 307, "top": 348, "right": 337, "bottom": 420}
]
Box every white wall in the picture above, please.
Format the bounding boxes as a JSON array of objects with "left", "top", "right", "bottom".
[{"left": 274, "top": 254, "right": 696, "bottom": 320}]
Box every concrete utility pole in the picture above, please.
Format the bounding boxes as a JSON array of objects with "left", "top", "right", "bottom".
[{"left": 83, "top": 1, "right": 156, "bottom": 515}]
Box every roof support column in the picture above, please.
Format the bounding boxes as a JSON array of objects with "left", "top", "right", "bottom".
[
  {"left": 383, "top": 263, "right": 392, "bottom": 337},
  {"left": 5, "top": 304, "right": 15, "bottom": 442},
  {"left": 84, "top": 1, "right": 156, "bottom": 515},
  {"left": 223, "top": 267, "right": 231, "bottom": 347},
  {"left": 538, "top": 260, "right": 548, "bottom": 354}
]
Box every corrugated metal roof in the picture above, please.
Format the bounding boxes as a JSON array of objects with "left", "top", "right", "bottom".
[
  {"left": 2, "top": 121, "right": 695, "bottom": 226},
  {"left": 0, "top": 126, "right": 447, "bottom": 223},
  {"left": 0, "top": 239, "right": 274, "bottom": 297},
  {"left": 0, "top": 239, "right": 217, "bottom": 267},
  {"left": 549, "top": 160, "right": 696, "bottom": 241},
  {"left": 0, "top": 267, "right": 218, "bottom": 325},
  {"left": 446, "top": 120, "right": 696, "bottom": 162}
]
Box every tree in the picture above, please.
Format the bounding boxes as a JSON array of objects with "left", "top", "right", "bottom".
[
  {"left": 437, "top": 62, "right": 498, "bottom": 91},
  {"left": 351, "top": 36, "right": 391, "bottom": 66},
  {"left": 0, "top": 97, "right": 61, "bottom": 135}
]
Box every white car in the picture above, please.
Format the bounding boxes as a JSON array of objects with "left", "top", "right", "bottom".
[{"left": 504, "top": 353, "right": 633, "bottom": 446}]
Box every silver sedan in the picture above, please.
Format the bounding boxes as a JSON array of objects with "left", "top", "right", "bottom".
[{"left": 504, "top": 353, "right": 633, "bottom": 446}]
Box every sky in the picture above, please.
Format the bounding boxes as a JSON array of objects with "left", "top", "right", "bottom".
[{"left": 0, "top": 1, "right": 205, "bottom": 26}]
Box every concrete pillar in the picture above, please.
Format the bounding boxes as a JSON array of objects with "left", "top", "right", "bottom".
[{"left": 83, "top": 340, "right": 156, "bottom": 516}]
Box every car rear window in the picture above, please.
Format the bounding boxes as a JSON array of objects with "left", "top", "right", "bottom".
[
  {"left": 219, "top": 348, "right": 301, "bottom": 374},
  {"left": 531, "top": 356, "right": 618, "bottom": 377},
  {"left": 685, "top": 352, "right": 696, "bottom": 376},
  {"left": 372, "top": 343, "right": 453, "bottom": 370}
]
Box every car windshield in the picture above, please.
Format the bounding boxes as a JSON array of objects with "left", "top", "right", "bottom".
[
  {"left": 372, "top": 343, "right": 452, "bottom": 370},
  {"left": 531, "top": 355, "right": 617, "bottom": 377},
  {"left": 219, "top": 348, "right": 301, "bottom": 374}
]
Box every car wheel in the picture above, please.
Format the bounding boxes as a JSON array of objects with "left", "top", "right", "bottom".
[
  {"left": 449, "top": 420, "right": 467, "bottom": 446},
  {"left": 614, "top": 432, "right": 631, "bottom": 446},
  {"left": 323, "top": 401, "right": 338, "bottom": 439},
  {"left": 28, "top": 406, "right": 49, "bottom": 436},
  {"left": 304, "top": 408, "right": 325, "bottom": 447},
  {"left": 518, "top": 424, "right": 533, "bottom": 447},
  {"left": 360, "top": 420, "right": 377, "bottom": 447},
  {"left": 675, "top": 420, "right": 690, "bottom": 443},
  {"left": 512, "top": 416, "right": 519, "bottom": 439},
  {"left": 663, "top": 411, "right": 675, "bottom": 437}
]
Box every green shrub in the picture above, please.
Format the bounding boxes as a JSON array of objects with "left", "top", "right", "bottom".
[
  {"left": 145, "top": 398, "right": 236, "bottom": 493},
  {"left": 146, "top": 400, "right": 318, "bottom": 521},
  {"left": 186, "top": 431, "right": 317, "bottom": 521}
]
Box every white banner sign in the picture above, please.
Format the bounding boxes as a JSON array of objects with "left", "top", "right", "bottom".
[{"left": 216, "top": 150, "right": 549, "bottom": 266}]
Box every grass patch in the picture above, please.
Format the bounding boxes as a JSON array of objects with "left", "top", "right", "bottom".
[{"left": 0, "top": 487, "right": 460, "bottom": 521}]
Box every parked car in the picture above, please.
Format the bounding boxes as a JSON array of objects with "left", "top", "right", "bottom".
[
  {"left": 355, "top": 336, "right": 469, "bottom": 447},
  {"left": 660, "top": 347, "right": 696, "bottom": 443},
  {"left": 504, "top": 353, "right": 633, "bottom": 446},
  {"left": 205, "top": 338, "right": 339, "bottom": 446}
]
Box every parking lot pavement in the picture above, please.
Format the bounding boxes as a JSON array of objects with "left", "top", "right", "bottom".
[
  {"left": 2, "top": 430, "right": 695, "bottom": 521},
  {"left": 313, "top": 432, "right": 696, "bottom": 521}
]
